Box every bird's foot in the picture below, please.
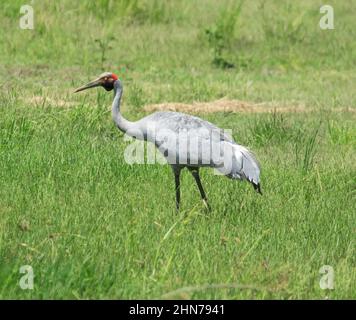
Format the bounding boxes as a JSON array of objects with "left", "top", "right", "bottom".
[{"left": 203, "top": 199, "right": 211, "bottom": 213}]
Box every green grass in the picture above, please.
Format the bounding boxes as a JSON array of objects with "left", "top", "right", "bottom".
[{"left": 0, "top": 0, "right": 355, "bottom": 299}]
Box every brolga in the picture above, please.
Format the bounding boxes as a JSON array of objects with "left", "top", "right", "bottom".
[{"left": 75, "top": 72, "right": 262, "bottom": 211}]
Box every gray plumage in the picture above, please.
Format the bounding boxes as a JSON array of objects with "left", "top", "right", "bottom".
[{"left": 75, "top": 73, "right": 262, "bottom": 211}]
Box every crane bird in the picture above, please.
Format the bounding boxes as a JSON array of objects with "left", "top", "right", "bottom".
[{"left": 75, "top": 72, "right": 262, "bottom": 211}]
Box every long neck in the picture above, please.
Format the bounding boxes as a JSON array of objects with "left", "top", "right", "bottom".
[{"left": 112, "top": 80, "right": 133, "bottom": 134}]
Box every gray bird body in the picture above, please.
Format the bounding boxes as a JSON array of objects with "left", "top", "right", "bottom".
[
  {"left": 137, "top": 111, "right": 260, "bottom": 183},
  {"left": 113, "top": 81, "right": 261, "bottom": 185},
  {"left": 77, "top": 74, "right": 262, "bottom": 210}
]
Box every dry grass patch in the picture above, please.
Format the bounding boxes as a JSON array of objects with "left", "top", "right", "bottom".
[
  {"left": 144, "top": 99, "right": 307, "bottom": 114},
  {"left": 144, "top": 99, "right": 356, "bottom": 114},
  {"left": 24, "top": 96, "right": 77, "bottom": 108}
]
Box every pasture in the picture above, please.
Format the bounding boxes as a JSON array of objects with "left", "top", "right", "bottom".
[{"left": 0, "top": 0, "right": 355, "bottom": 299}]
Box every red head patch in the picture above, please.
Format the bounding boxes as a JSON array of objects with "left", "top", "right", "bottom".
[{"left": 111, "top": 73, "right": 118, "bottom": 80}]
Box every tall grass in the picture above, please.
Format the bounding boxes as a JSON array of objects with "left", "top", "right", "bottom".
[
  {"left": 295, "top": 124, "right": 320, "bottom": 175},
  {"left": 204, "top": 1, "right": 244, "bottom": 68},
  {"left": 249, "top": 112, "right": 293, "bottom": 146},
  {"left": 327, "top": 120, "right": 355, "bottom": 146},
  {"left": 0, "top": 0, "right": 355, "bottom": 299}
]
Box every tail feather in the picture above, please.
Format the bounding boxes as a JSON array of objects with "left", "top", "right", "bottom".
[
  {"left": 215, "top": 143, "right": 262, "bottom": 193},
  {"left": 252, "top": 182, "right": 263, "bottom": 195},
  {"left": 234, "top": 144, "right": 261, "bottom": 185}
]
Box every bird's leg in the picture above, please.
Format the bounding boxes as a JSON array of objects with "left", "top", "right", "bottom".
[
  {"left": 188, "top": 168, "right": 211, "bottom": 211},
  {"left": 173, "top": 167, "right": 181, "bottom": 211}
]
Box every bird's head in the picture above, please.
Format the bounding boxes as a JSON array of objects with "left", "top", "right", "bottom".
[{"left": 74, "top": 72, "right": 119, "bottom": 93}]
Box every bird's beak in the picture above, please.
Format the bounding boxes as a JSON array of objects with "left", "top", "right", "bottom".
[{"left": 74, "top": 77, "right": 102, "bottom": 93}]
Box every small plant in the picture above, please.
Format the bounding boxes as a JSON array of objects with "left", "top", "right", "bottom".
[
  {"left": 94, "top": 36, "right": 116, "bottom": 70},
  {"left": 204, "top": 1, "right": 244, "bottom": 69},
  {"left": 295, "top": 124, "right": 320, "bottom": 174}
]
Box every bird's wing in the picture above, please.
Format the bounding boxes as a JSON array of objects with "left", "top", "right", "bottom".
[
  {"left": 136, "top": 111, "right": 260, "bottom": 176},
  {"left": 140, "top": 111, "right": 234, "bottom": 143}
]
